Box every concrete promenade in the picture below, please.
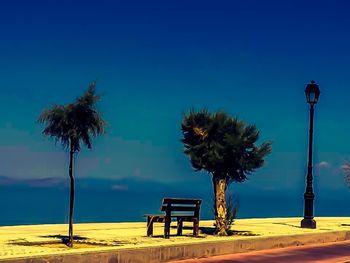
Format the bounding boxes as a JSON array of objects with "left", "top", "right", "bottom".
[{"left": 1, "top": 217, "right": 350, "bottom": 263}]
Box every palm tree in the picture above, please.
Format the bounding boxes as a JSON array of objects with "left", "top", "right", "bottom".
[
  {"left": 181, "top": 109, "right": 271, "bottom": 236},
  {"left": 38, "top": 81, "right": 106, "bottom": 247}
]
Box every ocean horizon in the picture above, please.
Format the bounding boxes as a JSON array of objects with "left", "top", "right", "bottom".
[{"left": 1, "top": 176, "right": 349, "bottom": 226}]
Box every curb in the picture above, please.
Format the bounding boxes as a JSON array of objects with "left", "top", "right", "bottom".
[{"left": 1, "top": 230, "right": 350, "bottom": 263}]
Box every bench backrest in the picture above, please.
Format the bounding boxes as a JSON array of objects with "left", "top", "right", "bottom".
[{"left": 161, "top": 198, "right": 201, "bottom": 218}]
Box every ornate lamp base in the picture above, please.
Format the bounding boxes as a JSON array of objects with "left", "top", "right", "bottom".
[{"left": 301, "top": 218, "right": 316, "bottom": 229}]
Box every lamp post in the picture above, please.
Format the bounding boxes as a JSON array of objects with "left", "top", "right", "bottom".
[{"left": 301, "top": 80, "right": 320, "bottom": 229}]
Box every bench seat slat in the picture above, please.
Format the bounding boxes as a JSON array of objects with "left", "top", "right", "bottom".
[{"left": 146, "top": 197, "right": 202, "bottom": 238}]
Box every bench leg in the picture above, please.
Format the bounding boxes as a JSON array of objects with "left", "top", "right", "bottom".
[
  {"left": 164, "top": 216, "right": 171, "bottom": 239},
  {"left": 177, "top": 218, "right": 183, "bottom": 236},
  {"left": 147, "top": 216, "right": 154, "bottom": 236},
  {"left": 193, "top": 219, "right": 199, "bottom": 237}
]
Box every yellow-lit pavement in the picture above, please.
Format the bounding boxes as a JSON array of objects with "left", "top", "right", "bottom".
[{"left": 1, "top": 217, "right": 350, "bottom": 262}]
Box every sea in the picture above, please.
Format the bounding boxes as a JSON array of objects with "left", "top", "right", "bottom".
[{"left": 0, "top": 177, "right": 349, "bottom": 226}]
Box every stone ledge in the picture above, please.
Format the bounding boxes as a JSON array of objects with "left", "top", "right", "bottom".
[{"left": 1, "top": 230, "right": 350, "bottom": 263}]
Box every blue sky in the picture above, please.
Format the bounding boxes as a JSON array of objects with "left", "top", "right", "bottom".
[{"left": 0, "top": 0, "right": 350, "bottom": 196}]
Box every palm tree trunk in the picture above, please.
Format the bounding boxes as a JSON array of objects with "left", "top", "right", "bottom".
[
  {"left": 67, "top": 141, "right": 75, "bottom": 247},
  {"left": 212, "top": 175, "right": 228, "bottom": 236}
]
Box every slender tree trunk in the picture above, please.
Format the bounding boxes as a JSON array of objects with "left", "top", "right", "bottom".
[
  {"left": 212, "top": 175, "right": 228, "bottom": 236},
  {"left": 67, "top": 141, "right": 75, "bottom": 247}
]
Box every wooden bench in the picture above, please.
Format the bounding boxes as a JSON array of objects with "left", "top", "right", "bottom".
[{"left": 144, "top": 198, "right": 202, "bottom": 238}]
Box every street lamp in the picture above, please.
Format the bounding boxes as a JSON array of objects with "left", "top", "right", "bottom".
[{"left": 301, "top": 80, "right": 320, "bottom": 229}]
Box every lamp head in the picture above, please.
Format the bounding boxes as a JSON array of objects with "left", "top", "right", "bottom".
[{"left": 305, "top": 80, "right": 320, "bottom": 105}]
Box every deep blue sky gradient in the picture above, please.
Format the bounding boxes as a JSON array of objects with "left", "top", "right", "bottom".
[{"left": 1, "top": 0, "right": 350, "bottom": 198}]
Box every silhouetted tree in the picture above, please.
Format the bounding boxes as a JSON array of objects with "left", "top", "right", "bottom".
[
  {"left": 181, "top": 109, "right": 271, "bottom": 236},
  {"left": 38, "top": 81, "right": 106, "bottom": 247}
]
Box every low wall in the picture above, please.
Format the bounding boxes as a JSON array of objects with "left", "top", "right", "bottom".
[{"left": 2, "top": 230, "right": 350, "bottom": 263}]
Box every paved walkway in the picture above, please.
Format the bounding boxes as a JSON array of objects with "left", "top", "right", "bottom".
[
  {"left": 169, "top": 240, "right": 350, "bottom": 263},
  {"left": 1, "top": 218, "right": 350, "bottom": 262}
]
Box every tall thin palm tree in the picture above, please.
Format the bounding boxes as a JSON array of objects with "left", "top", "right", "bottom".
[
  {"left": 38, "top": 81, "right": 106, "bottom": 247},
  {"left": 181, "top": 109, "right": 271, "bottom": 236}
]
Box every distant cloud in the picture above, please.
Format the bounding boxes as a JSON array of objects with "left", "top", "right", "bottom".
[
  {"left": 5, "top": 122, "right": 13, "bottom": 129},
  {"left": 111, "top": 184, "right": 128, "bottom": 191},
  {"left": 0, "top": 126, "right": 102, "bottom": 180},
  {"left": 317, "top": 161, "right": 330, "bottom": 169},
  {"left": 0, "top": 146, "right": 100, "bottom": 179},
  {"left": 132, "top": 169, "right": 141, "bottom": 177},
  {"left": 0, "top": 175, "right": 66, "bottom": 187},
  {"left": 97, "top": 136, "right": 187, "bottom": 183},
  {"left": 104, "top": 158, "right": 112, "bottom": 165}
]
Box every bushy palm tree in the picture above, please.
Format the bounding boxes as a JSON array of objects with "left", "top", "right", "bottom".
[
  {"left": 38, "top": 81, "right": 106, "bottom": 247},
  {"left": 181, "top": 109, "right": 271, "bottom": 236}
]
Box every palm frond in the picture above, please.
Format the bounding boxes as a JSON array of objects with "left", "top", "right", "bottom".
[
  {"left": 181, "top": 109, "right": 272, "bottom": 182},
  {"left": 38, "top": 81, "right": 106, "bottom": 151}
]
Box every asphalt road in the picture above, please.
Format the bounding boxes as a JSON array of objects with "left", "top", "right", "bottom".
[{"left": 169, "top": 240, "right": 350, "bottom": 263}]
